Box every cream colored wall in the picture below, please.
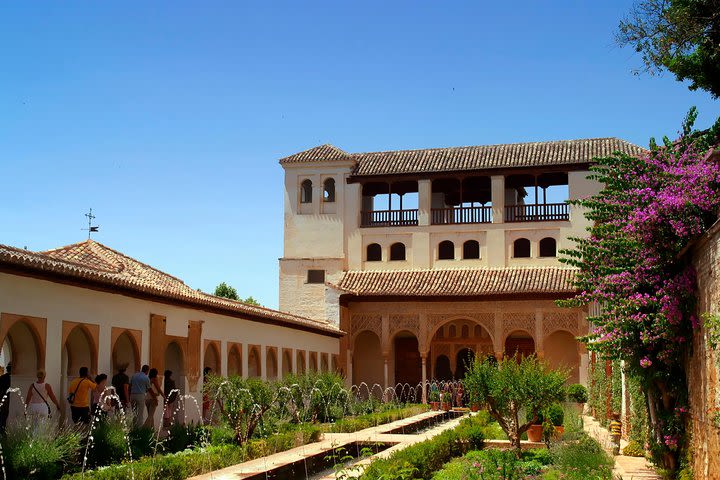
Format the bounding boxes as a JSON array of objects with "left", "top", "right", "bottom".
[{"left": 0, "top": 273, "right": 339, "bottom": 424}]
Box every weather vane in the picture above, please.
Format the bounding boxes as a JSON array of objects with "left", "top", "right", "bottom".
[{"left": 82, "top": 208, "right": 99, "bottom": 239}]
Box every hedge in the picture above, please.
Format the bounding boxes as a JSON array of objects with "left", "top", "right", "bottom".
[
  {"left": 62, "top": 425, "right": 322, "bottom": 480},
  {"left": 359, "top": 415, "right": 486, "bottom": 480},
  {"left": 327, "top": 404, "right": 429, "bottom": 433}
]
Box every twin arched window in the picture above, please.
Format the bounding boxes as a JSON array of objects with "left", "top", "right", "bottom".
[
  {"left": 367, "top": 242, "right": 407, "bottom": 261},
  {"left": 300, "top": 179, "right": 313, "bottom": 204},
  {"left": 513, "top": 238, "right": 531, "bottom": 258},
  {"left": 438, "top": 240, "right": 455, "bottom": 260},
  {"left": 539, "top": 237, "right": 557, "bottom": 257}
]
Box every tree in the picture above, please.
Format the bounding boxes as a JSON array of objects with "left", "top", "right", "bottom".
[
  {"left": 242, "top": 296, "right": 261, "bottom": 306},
  {"left": 617, "top": 0, "right": 720, "bottom": 97},
  {"left": 559, "top": 110, "right": 720, "bottom": 471},
  {"left": 214, "top": 282, "right": 239, "bottom": 300},
  {"left": 463, "top": 355, "right": 567, "bottom": 455}
]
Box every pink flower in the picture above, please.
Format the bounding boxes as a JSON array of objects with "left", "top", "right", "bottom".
[{"left": 640, "top": 357, "right": 652, "bottom": 368}]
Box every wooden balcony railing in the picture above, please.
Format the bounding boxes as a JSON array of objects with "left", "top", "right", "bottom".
[
  {"left": 505, "top": 203, "right": 569, "bottom": 222},
  {"left": 431, "top": 206, "right": 492, "bottom": 225},
  {"left": 361, "top": 209, "right": 419, "bottom": 227}
]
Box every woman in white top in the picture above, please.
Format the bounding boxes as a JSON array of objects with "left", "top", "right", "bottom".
[{"left": 25, "top": 370, "right": 60, "bottom": 419}]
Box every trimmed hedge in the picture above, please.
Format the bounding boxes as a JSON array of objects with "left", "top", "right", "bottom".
[
  {"left": 62, "top": 425, "right": 322, "bottom": 480},
  {"left": 327, "top": 404, "right": 429, "bottom": 433},
  {"left": 359, "top": 416, "right": 486, "bottom": 480}
]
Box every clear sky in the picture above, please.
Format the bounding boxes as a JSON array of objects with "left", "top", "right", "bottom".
[{"left": 1, "top": 1, "right": 718, "bottom": 309}]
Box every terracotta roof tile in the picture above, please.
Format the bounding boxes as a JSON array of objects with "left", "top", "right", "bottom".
[
  {"left": 333, "top": 267, "right": 578, "bottom": 297},
  {"left": 279, "top": 138, "right": 645, "bottom": 176},
  {"left": 0, "top": 241, "right": 341, "bottom": 337},
  {"left": 279, "top": 144, "right": 353, "bottom": 164}
]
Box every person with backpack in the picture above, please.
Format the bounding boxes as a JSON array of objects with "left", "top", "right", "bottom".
[
  {"left": 25, "top": 369, "right": 60, "bottom": 420},
  {"left": 67, "top": 366, "right": 97, "bottom": 424}
]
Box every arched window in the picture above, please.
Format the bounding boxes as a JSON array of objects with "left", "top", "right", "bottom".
[
  {"left": 539, "top": 237, "right": 557, "bottom": 257},
  {"left": 390, "top": 242, "right": 406, "bottom": 261},
  {"left": 463, "top": 240, "right": 480, "bottom": 259},
  {"left": 323, "top": 178, "right": 336, "bottom": 202},
  {"left": 513, "top": 238, "right": 531, "bottom": 258},
  {"left": 438, "top": 240, "right": 455, "bottom": 260},
  {"left": 301, "top": 179, "right": 313, "bottom": 204},
  {"left": 366, "top": 243, "right": 382, "bottom": 262},
  {"left": 449, "top": 325, "right": 457, "bottom": 337}
]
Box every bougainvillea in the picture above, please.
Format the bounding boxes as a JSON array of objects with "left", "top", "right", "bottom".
[{"left": 559, "top": 108, "right": 720, "bottom": 471}]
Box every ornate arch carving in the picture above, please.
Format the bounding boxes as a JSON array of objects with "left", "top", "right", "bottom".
[
  {"left": 502, "top": 312, "right": 535, "bottom": 342},
  {"left": 426, "top": 313, "right": 496, "bottom": 352},
  {"left": 543, "top": 312, "right": 579, "bottom": 337},
  {"left": 350, "top": 314, "right": 382, "bottom": 343},
  {"left": 389, "top": 314, "right": 420, "bottom": 340}
]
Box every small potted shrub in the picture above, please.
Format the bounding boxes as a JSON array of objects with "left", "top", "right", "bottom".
[
  {"left": 429, "top": 388, "right": 440, "bottom": 410},
  {"left": 526, "top": 410, "right": 544, "bottom": 442},
  {"left": 566, "top": 384, "right": 588, "bottom": 414},
  {"left": 469, "top": 391, "right": 481, "bottom": 412}
]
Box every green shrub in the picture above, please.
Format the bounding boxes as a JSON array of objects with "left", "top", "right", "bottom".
[
  {"left": 567, "top": 384, "right": 589, "bottom": 403},
  {"left": 280, "top": 371, "right": 349, "bottom": 423},
  {"left": 162, "top": 422, "right": 206, "bottom": 453},
  {"left": 622, "top": 440, "right": 646, "bottom": 457},
  {"left": 328, "top": 404, "right": 428, "bottom": 433},
  {"left": 546, "top": 433, "right": 614, "bottom": 479},
  {"left": 129, "top": 426, "right": 157, "bottom": 458},
  {"left": 431, "top": 449, "right": 550, "bottom": 480},
  {"left": 360, "top": 416, "right": 486, "bottom": 479},
  {"left": 86, "top": 416, "right": 130, "bottom": 467},
  {"left": 2, "top": 419, "right": 82, "bottom": 479}
]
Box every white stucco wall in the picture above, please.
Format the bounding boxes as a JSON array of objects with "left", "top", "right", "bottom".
[{"left": 0, "top": 272, "right": 339, "bottom": 425}]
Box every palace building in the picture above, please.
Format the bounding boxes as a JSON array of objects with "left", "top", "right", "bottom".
[{"left": 278, "top": 138, "right": 645, "bottom": 399}]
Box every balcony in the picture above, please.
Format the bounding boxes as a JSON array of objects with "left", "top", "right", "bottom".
[
  {"left": 505, "top": 203, "right": 569, "bottom": 222},
  {"left": 361, "top": 209, "right": 419, "bottom": 227},
  {"left": 431, "top": 206, "right": 492, "bottom": 225}
]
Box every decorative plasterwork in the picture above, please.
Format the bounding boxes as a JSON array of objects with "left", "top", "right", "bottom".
[
  {"left": 502, "top": 312, "right": 535, "bottom": 339},
  {"left": 350, "top": 314, "right": 382, "bottom": 342},
  {"left": 543, "top": 312, "right": 579, "bottom": 337}
]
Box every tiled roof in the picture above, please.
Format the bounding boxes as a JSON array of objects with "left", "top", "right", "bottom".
[
  {"left": 0, "top": 241, "right": 342, "bottom": 337},
  {"left": 279, "top": 144, "right": 353, "bottom": 165},
  {"left": 333, "top": 267, "right": 578, "bottom": 297},
  {"left": 279, "top": 138, "right": 645, "bottom": 176}
]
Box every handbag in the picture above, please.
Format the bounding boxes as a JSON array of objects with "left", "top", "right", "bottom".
[
  {"left": 33, "top": 383, "right": 51, "bottom": 416},
  {"left": 67, "top": 378, "right": 84, "bottom": 405}
]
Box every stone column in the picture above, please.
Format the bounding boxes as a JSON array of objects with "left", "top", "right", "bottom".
[
  {"left": 491, "top": 175, "right": 505, "bottom": 223},
  {"left": 535, "top": 309, "right": 544, "bottom": 358},
  {"left": 383, "top": 354, "right": 389, "bottom": 402},
  {"left": 260, "top": 345, "right": 267, "bottom": 381},
  {"left": 346, "top": 349, "right": 353, "bottom": 387},
  {"left": 421, "top": 355, "right": 428, "bottom": 404},
  {"left": 418, "top": 179, "right": 432, "bottom": 226}
]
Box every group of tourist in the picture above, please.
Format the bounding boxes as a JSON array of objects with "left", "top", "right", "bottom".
[{"left": 0, "top": 362, "right": 185, "bottom": 431}]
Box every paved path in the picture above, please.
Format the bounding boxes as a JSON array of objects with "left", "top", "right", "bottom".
[
  {"left": 582, "top": 415, "right": 661, "bottom": 480},
  {"left": 190, "top": 410, "right": 543, "bottom": 480}
]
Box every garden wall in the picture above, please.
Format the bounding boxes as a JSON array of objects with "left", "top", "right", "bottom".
[{"left": 688, "top": 221, "right": 720, "bottom": 479}]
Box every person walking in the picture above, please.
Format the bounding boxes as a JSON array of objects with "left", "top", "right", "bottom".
[
  {"left": 92, "top": 374, "right": 109, "bottom": 416},
  {"left": 0, "top": 363, "right": 11, "bottom": 433},
  {"left": 25, "top": 370, "right": 60, "bottom": 420},
  {"left": 129, "top": 365, "right": 150, "bottom": 427},
  {"left": 67, "top": 367, "right": 97, "bottom": 424},
  {"left": 163, "top": 370, "right": 179, "bottom": 428},
  {"left": 143, "top": 368, "right": 165, "bottom": 429},
  {"left": 111, "top": 363, "right": 130, "bottom": 409}
]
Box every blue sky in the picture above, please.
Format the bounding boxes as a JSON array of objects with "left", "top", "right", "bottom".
[{"left": 1, "top": 1, "right": 718, "bottom": 309}]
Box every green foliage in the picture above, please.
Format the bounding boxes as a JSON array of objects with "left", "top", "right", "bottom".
[
  {"left": 628, "top": 374, "right": 650, "bottom": 446},
  {"left": 328, "top": 405, "right": 429, "bottom": 433},
  {"left": 566, "top": 383, "right": 588, "bottom": 403},
  {"left": 464, "top": 355, "right": 567, "bottom": 452},
  {"left": 360, "top": 416, "right": 488, "bottom": 479},
  {"left": 86, "top": 416, "right": 130, "bottom": 468},
  {"left": 702, "top": 312, "right": 720, "bottom": 351},
  {"left": 545, "top": 433, "right": 614, "bottom": 480},
  {"left": 161, "top": 422, "right": 207, "bottom": 453},
  {"left": 432, "top": 448, "right": 552, "bottom": 480},
  {"left": 242, "top": 296, "right": 261, "bottom": 306},
  {"left": 129, "top": 426, "right": 157, "bottom": 458},
  {"left": 611, "top": 361, "right": 623, "bottom": 416},
  {"left": 279, "top": 371, "right": 349, "bottom": 423},
  {"left": 617, "top": 0, "right": 720, "bottom": 97},
  {"left": 213, "top": 282, "right": 239, "bottom": 300},
  {"left": 2, "top": 420, "right": 82, "bottom": 479},
  {"left": 623, "top": 440, "right": 646, "bottom": 457},
  {"left": 204, "top": 374, "right": 276, "bottom": 444}
]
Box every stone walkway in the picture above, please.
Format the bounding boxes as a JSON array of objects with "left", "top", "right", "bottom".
[
  {"left": 190, "top": 410, "right": 543, "bottom": 480},
  {"left": 582, "top": 415, "right": 661, "bottom": 480}
]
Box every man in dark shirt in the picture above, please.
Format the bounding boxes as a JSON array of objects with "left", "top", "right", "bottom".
[
  {"left": 111, "top": 363, "right": 130, "bottom": 408},
  {"left": 0, "top": 363, "right": 12, "bottom": 433}
]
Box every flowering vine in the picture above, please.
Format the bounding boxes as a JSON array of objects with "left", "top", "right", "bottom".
[{"left": 559, "top": 108, "right": 720, "bottom": 472}]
